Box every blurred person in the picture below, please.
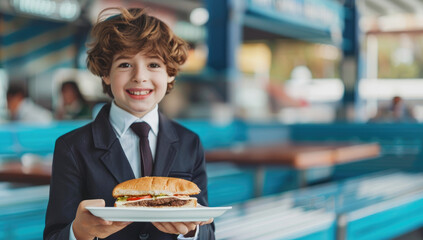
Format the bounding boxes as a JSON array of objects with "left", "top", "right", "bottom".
[
  {"left": 290, "top": 65, "right": 312, "bottom": 83},
  {"left": 269, "top": 64, "right": 311, "bottom": 110},
  {"left": 370, "top": 96, "right": 417, "bottom": 123},
  {"left": 55, "top": 80, "right": 91, "bottom": 120},
  {"left": 44, "top": 7, "right": 214, "bottom": 240},
  {"left": 6, "top": 83, "right": 53, "bottom": 123},
  {"left": 266, "top": 81, "right": 308, "bottom": 112}
]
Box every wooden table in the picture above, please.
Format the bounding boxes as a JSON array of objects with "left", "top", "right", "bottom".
[
  {"left": 205, "top": 142, "right": 381, "bottom": 169},
  {"left": 0, "top": 161, "right": 51, "bottom": 185},
  {"left": 205, "top": 142, "right": 381, "bottom": 192}
]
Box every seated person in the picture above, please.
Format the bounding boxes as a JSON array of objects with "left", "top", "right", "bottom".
[
  {"left": 6, "top": 83, "right": 53, "bottom": 123},
  {"left": 55, "top": 81, "right": 92, "bottom": 120},
  {"left": 370, "top": 96, "right": 417, "bottom": 123}
]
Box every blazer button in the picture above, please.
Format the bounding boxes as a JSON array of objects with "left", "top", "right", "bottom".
[{"left": 139, "top": 233, "right": 149, "bottom": 240}]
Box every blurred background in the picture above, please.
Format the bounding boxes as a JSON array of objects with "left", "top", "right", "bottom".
[{"left": 3, "top": 0, "right": 423, "bottom": 239}]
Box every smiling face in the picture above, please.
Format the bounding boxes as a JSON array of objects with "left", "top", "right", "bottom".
[{"left": 103, "top": 51, "right": 174, "bottom": 118}]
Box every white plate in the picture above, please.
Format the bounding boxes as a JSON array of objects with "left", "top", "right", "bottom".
[{"left": 86, "top": 205, "right": 232, "bottom": 222}]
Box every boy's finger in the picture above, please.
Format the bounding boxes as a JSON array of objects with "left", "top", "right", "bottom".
[
  {"left": 96, "top": 217, "right": 112, "bottom": 226},
  {"left": 161, "top": 222, "right": 179, "bottom": 234},
  {"left": 113, "top": 221, "right": 132, "bottom": 227},
  {"left": 80, "top": 199, "right": 106, "bottom": 212},
  {"left": 152, "top": 222, "right": 170, "bottom": 234},
  {"left": 172, "top": 223, "right": 189, "bottom": 235},
  {"left": 199, "top": 218, "right": 214, "bottom": 225},
  {"left": 83, "top": 199, "right": 105, "bottom": 206}
]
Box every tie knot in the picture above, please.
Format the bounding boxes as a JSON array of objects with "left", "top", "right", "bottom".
[{"left": 130, "top": 122, "right": 151, "bottom": 138}]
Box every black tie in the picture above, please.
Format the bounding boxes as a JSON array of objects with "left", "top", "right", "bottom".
[{"left": 130, "top": 122, "right": 153, "bottom": 177}]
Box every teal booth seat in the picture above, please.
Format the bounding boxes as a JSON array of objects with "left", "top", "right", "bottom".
[
  {"left": 177, "top": 120, "right": 291, "bottom": 149},
  {"left": 0, "top": 121, "right": 88, "bottom": 159},
  {"left": 214, "top": 183, "right": 337, "bottom": 240},
  {"left": 176, "top": 120, "right": 247, "bottom": 150},
  {"left": 0, "top": 127, "right": 16, "bottom": 158},
  {"left": 334, "top": 171, "right": 423, "bottom": 240},
  {"left": 215, "top": 170, "right": 423, "bottom": 240},
  {"left": 261, "top": 167, "right": 295, "bottom": 195},
  {"left": 215, "top": 200, "right": 336, "bottom": 240},
  {"left": 290, "top": 170, "right": 423, "bottom": 240},
  {"left": 261, "top": 166, "right": 335, "bottom": 196},
  {"left": 344, "top": 192, "right": 423, "bottom": 240},
  {"left": 0, "top": 185, "right": 49, "bottom": 240},
  {"left": 206, "top": 163, "right": 255, "bottom": 207},
  {"left": 14, "top": 121, "right": 89, "bottom": 156}
]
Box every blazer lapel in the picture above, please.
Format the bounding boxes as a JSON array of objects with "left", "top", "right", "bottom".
[
  {"left": 153, "top": 113, "right": 179, "bottom": 177},
  {"left": 100, "top": 142, "right": 135, "bottom": 183},
  {"left": 92, "top": 103, "right": 135, "bottom": 183}
]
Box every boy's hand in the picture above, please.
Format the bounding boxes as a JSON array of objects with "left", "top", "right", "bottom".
[
  {"left": 153, "top": 218, "right": 213, "bottom": 236},
  {"left": 73, "top": 199, "right": 132, "bottom": 240}
]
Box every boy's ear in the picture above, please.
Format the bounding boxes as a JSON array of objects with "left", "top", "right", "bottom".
[
  {"left": 168, "top": 76, "right": 175, "bottom": 83},
  {"left": 102, "top": 76, "right": 111, "bottom": 85}
]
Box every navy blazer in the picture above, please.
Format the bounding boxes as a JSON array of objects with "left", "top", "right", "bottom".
[{"left": 44, "top": 104, "right": 215, "bottom": 240}]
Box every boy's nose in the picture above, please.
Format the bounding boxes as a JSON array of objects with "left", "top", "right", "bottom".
[{"left": 132, "top": 66, "right": 148, "bottom": 82}]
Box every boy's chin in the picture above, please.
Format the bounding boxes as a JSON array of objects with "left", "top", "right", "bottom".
[
  {"left": 115, "top": 102, "right": 156, "bottom": 118},
  {"left": 128, "top": 106, "right": 157, "bottom": 117}
]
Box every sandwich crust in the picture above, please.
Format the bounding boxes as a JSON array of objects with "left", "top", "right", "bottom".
[{"left": 113, "top": 177, "right": 200, "bottom": 198}]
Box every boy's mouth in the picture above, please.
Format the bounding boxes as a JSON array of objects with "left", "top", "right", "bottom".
[
  {"left": 127, "top": 90, "right": 152, "bottom": 96},
  {"left": 126, "top": 89, "right": 153, "bottom": 99}
]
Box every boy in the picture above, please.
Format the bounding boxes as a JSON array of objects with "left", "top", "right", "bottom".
[{"left": 44, "top": 8, "right": 215, "bottom": 240}]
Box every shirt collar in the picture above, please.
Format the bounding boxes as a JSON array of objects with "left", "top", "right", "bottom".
[{"left": 109, "top": 101, "right": 159, "bottom": 138}]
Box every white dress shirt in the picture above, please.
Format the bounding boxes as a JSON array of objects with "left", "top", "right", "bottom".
[
  {"left": 70, "top": 101, "right": 198, "bottom": 240},
  {"left": 109, "top": 101, "right": 158, "bottom": 178}
]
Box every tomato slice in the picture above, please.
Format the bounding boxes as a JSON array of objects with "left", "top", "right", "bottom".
[{"left": 127, "top": 195, "right": 152, "bottom": 201}]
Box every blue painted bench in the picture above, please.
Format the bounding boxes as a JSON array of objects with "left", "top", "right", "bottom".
[
  {"left": 0, "top": 121, "right": 88, "bottom": 159},
  {"left": 335, "top": 171, "right": 423, "bottom": 240},
  {"left": 0, "top": 128, "right": 16, "bottom": 158},
  {"left": 214, "top": 187, "right": 336, "bottom": 239},
  {"left": 214, "top": 194, "right": 336, "bottom": 240},
  {"left": 214, "top": 170, "right": 423, "bottom": 240},
  {"left": 14, "top": 121, "right": 89, "bottom": 156},
  {"left": 176, "top": 120, "right": 247, "bottom": 150},
  {"left": 207, "top": 163, "right": 255, "bottom": 206},
  {"left": 0, "top": 185, "right": 49, "bottom": 240}
]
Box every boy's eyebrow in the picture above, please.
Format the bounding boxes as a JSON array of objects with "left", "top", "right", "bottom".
[
  {"left": 147, "top": 56, "right": 161, "bottom": 61},
  {"left": 114, "top": 55, "right": 132, "bottom": 61},
  {"left": 113, "top": 55, "right": 161, "bottom": 61}
]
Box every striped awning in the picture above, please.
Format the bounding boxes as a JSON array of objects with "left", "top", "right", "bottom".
[{"left": 0, "top": 13, "right": 77, "bottom": 76}]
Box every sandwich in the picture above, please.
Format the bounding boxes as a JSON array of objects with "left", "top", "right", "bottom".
[{"left": 113, "top": 176, "right": 200, "bottom": 208}]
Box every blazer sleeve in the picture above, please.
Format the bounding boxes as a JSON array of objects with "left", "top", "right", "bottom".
[
  {"left": 191, "top": 136, "right": 216, "bottom": 240},
  {"left": 44, "top": 137, "right": 85, "bottom": 240}
]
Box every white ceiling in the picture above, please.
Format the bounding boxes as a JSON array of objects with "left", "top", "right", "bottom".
[{"left": 359, "top": 0, "right": 423, "bottom": 16}]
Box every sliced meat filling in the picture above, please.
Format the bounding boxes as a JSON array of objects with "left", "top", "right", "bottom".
[{"left": 123, "top": 197, "right": 188, "bottom": 207}]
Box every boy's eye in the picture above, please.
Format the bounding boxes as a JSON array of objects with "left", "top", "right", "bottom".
[
  {"left": 118, "top": 63, "right": 131, "bottom": 68},
  {"left": 149, "top": 63, "right": 161, "bottom": 68}
]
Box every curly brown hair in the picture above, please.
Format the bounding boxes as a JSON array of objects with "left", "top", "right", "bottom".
[{"left": 86, "top": 8, "right": 189, "bottom": 98}]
